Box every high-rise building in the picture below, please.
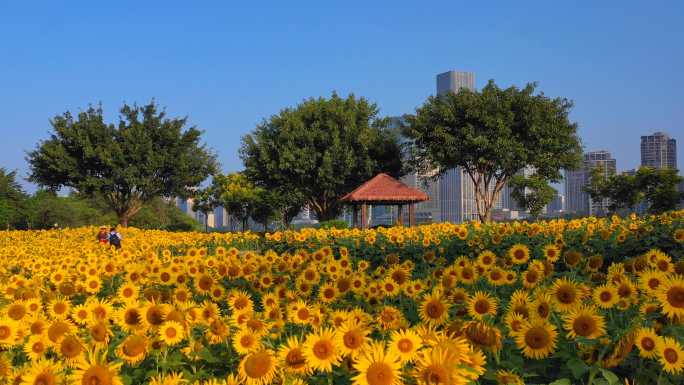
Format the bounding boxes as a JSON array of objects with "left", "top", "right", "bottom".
[
  {"left": 641, "top": 132, "right": 677, "bottom": 169},
  {"left": 437, "top": 71, "right": 475, "bottom": 96},
  {"left": 436, "top": 70, "right": 477, "bottom": 223},
  {"left": 564, "top": 151, "right": 616, "bottom": 216},
  {"left": 547, "top": 192, "right": 565, "bottom": 215}
]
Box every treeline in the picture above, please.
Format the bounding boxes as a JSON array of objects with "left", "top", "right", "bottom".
[{"left": 0, "top": 169, "right": 199, "bottom": 230}]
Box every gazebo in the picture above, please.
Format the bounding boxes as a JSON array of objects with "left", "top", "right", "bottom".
[{"left": 341, "top": 173, "right": 429, "bottom": 228}]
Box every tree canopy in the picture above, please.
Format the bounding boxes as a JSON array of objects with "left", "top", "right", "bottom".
[
  {"left": 585, "top": 166, "right": 683, "bottom": 215},
  {"left": 27, "top": 101, "right": 218, "bottom": 226},
  {"left": 0, "top": 169, "right": 28, "bottom": 229},
  {"left": 404, "top": 80, "right": 582, "bottom": 221},
  {"left": 240, "top": 92, "right": 403, "bottom": 221}
]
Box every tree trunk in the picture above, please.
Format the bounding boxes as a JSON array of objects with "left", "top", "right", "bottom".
[{"left": 119, "top": 213, "right": 130, "bottom": 227}]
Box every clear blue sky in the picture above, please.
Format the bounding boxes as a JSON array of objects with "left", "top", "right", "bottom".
[{"left": 1, "top": 1, "right": 682, "bottom": 191}]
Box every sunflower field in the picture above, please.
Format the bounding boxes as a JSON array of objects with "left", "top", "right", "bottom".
[{"left": 0, "top": 211, "right": 683, "bottom": 385}]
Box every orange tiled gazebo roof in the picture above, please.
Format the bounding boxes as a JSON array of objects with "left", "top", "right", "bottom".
[{"left": 341, "top": 173, "right": 429, "bottom": 204}]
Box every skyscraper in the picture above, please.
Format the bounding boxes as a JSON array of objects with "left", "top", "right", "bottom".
[
  {"left": 436, "top": 70, "right": 477, "bottom": 223},
  {"left": 437, "top": 71, "right": 475, "bottom": 96},
  {"left": 564, "top": 151, "right": 616, "bottom": 216},
  {"left": 641, "top": 132, "right": 677, "bottom": 169}
]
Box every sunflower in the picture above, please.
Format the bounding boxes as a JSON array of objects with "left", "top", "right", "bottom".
[
  {"left": 70, "top": 304, "right": 90, "bottom": 326},
  {"left": 508, "top": 244, "right": 530, "bottom": 265},
  {"left": 656, "top": 275, "right": 684, "bottom": 319},
  {"left": 484, "top": 267, "right": 505, "bottom": 286},
  {"left": 21, "top": 359, "right": 62, "bottom": 385},
  {"left": 538, "top": 244, "right": 558, "bottom": 262},
  {"left": 0, "top": 319, "right": 18, "bottom": 347},
  {"left": 238, "top": 349, "right": 277, "bottom": 385},
  {"left": 334, "top": 319, "right": 370, "bottom": 359},
  {"left": 69, "top": 348, "right": 123, "bottom": 385},
  {"left": 277, "top": 336, "right": 310, "bottom": 375},
  {"left": 88, "top": 321, "right": 112, "bottom": 348},
  {"left": 116, "top": 282, "right": 139, "bottom": 304},
  {"left": 288, "top": 300, "right": 313, "bottom": 325},
  {"left": 634, "top": 328, "right": 659, "bottom": 359},
  {"left": 205, "top": 318, "right": 231, "bottom": 344},
  {"left": 530, "top": 293, "right": 553, "bottom": 321},
  {"left": 504, "top": 312, "right": 528, "bottom": 335},
  {"left": 495, "top": 370, "right": 524, "bottom": 385},
  {"left": 419, "top": 291, "right": 450, "bottom": 326},
  {"left": 141, "top": 302, "right": 168, "bottom": 329},
  {"left": 467, "top": 291, "right": 498, "bottom": 320},
  {"left": 47, "top": 298, "right": 71, "bottom": 320},
  {"left": 476, "top": 250, "right": 497, "bottom": 269},
  {"left": 592, "top": 284, "right": 619, "bottom": 309},
  {"left": 413, "top": 346, "right": 467, "bottom": 385},
  {"left": 638, "top": 269, "right": 666, "bottom": 295},
  {"left": 352, "top": 342, "right": 403, "bottom": 385},
  {"left": 115, "top": 303, "right": 146, "bottom": 333},
  {"left": 381, "top": 278, "right": 401, "bottom": 298},
  {"left": 562, "top": 305, "right": 606, "bottom": 340},
  {"left": 24, "top": 335, "right": 49, "bottom": 361},
  {"left": 456, "top": 265, "right": 478, "bottom": 285},
  {"left": 303, "top": 328, "right": 340, "bottom": 373},
  {"left": 151, "top": 321, "right": 181, "bottom": 348},
  {"left": 674, "top": 228, "right": 684, "bottom": 243},
  {"left": 57, "top": 335, "right": 85, "bottom": 366},
  {"left": 233, "top": 328, "right": 262, "bottom": 355},
  {"left": 115, "top": 335, "right": 148, "bottom": 365},
  {"left": 83, "top": 277, "right": 101, "bottom": 294},
  {"left": 461, "top": 321, "right": 503, "bottom": 353},
  {"left": 6, "top": 302, "right": 29, "bottom": 326},
  {"left": 377, "top": 306, "right": 405, "bottom": 330},
  {"left": 228, "top": 290, "right": 254, "bottom": 313},
  {"left": 46, "top": 319, "right": 75, "bottom": 346},
  {"left": 513, "top": 320, "right": 558, "bottom": 359},
  {"left": 657, "top": 337, "right": 684, "bottom": 374},
  {"left": 551, "top": 278, "right": 581, "bottom": 312},
  {"left": 388, "top": 329, "right": 422, "bottom": 363},
  {"left": 318, "top": 283, "right": 339, "bottom": 303}
]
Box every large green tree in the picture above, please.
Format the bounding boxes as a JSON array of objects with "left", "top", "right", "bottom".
[
  {"left": 27, "top": 102, "right": 218, "bottom": 226},
  {"left": 240, "top": 92, "right": 403, "bottom": 221},
  {"left": 0, "top": 168, "right": 28, "bottom": 229},
  {"left": 405, "top": 80, "right": 582, "bottom": 222}
]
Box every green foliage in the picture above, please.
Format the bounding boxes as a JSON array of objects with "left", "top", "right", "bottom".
[
  {"left": 192, "top": 187, "right": 218, "bottom": 232},
  {"left": 509, "top": 173, "right": 557, "bottom": 219},
  {"left": 240, "top": 92, "right": 403, "bottom": 221},
  {"left": 0, "top": 168, "right": 28, "bottom": 229},
  {"left": 25, "top": 190, "right": 115, "bottom": 229},
  {"left": 317, "top": 219, "right": 349, "bottom": 229},
  {"left": 127, "top": 197, "right": 201, "bottom": 231},
  {"left": 212, "top": 172, "right": 261, "bottom": 231},
  {"left": 27, "top": 101, "right": 218, "bottom": 226},
  {"left": 585, "top": 166, "right": 683, "bottom": 215},
  {"left": 404, "top": 80, "right": 582, "bottom": 221},
  {"left": 638, "top": 167, "right": 683, "bottom": 214}
]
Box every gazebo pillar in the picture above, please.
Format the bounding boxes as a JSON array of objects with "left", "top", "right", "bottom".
[
  {"left": 361, "top": 203, "right": 367, "bottom": 229},
  {"left": 397, "top": 204, "right": 403, "bottom": 226},
  {"left": 352, "top": 204, "right": 359, "bottom": 228},
  {"left": 408, "top": 203, "right": 416, "bottom": 226}
]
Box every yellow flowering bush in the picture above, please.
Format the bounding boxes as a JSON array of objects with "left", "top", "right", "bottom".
[{"left": 0, "top": 210, "right": 683, "bottom": 385}]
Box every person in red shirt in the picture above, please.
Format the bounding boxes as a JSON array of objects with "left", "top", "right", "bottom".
[{"left": 96, "top": 226, "right": 109, "bottom": 245}]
